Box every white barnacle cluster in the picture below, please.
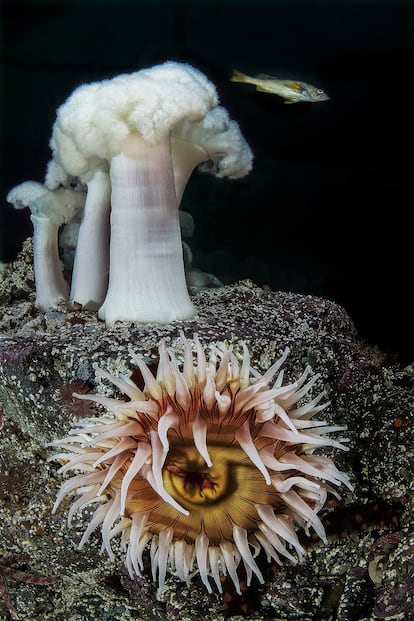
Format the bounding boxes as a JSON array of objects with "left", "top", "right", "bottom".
[{"left": 7, "top": 62, "right": 253, "bottom": 324}]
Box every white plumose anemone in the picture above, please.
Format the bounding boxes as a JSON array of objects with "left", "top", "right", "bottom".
[
  {"left": 45, "top": 61, "right": 252, "bottom": 321},
  {"left": 50, "top": 336, "right": 352, "bottom": 598}
]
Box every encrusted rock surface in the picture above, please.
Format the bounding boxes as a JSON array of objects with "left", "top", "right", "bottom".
[{"left": 0, "top": 240, "right": 413, "bottom": 620}]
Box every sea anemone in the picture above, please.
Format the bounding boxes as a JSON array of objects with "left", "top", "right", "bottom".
[
  {"left": 8, "top": 62, "right": 252, "bottom": 321},
  {"left": 6, "top": 182, "right": 85, "bottom": 309},
  {"left": 50, "top": 336, "right": 352, "bottom": 598},
  {"left": 45, "top": 61, "right": 252, "bottom": 321}
]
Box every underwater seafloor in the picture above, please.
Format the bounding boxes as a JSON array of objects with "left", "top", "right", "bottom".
[{"left": 0, "top": 239, "right": 413, "bottom": 621}]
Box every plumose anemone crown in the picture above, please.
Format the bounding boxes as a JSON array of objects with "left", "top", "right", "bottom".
[{"left": 50, "top": 336, "right": 352, "bottom": 598}]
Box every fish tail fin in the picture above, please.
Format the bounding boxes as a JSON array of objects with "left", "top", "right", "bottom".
[{"left": 230, "top": 69, "right": 249, "bottom": 83}]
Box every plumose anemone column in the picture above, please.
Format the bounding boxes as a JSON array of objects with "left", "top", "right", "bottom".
[
  {"left": 98, "top": 134, "right": 194, "bottom": 323},
  {"left": 69, "top": 170, "right": 111, "bottom": 309}
]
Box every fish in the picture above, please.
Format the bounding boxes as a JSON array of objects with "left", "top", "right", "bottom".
[{"left": 230, "top": 69, "right": 330, "bottom": 104}]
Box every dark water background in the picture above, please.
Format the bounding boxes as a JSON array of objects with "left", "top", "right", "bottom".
[{"left": 1, "top": 0, "right": 413, "bottom": 360}]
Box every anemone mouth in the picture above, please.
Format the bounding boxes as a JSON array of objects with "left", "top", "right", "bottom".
[
  {"left": 50, "top": 335, "right": 352, "bottom": 597},
  {"left": 164, "top": 444, "right": 231, "bottom": 507},
  {"left": 161, "top": 443, "right": 281, "bottom": 543}
]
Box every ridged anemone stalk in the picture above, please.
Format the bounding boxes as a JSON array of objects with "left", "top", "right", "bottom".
[
  {"left": 70, "top": 170, "right": 111, "bottom": 309},
  {"left": 98, "top": 134, "right": 195, "bottom": 324},
  {"left": 50, "top": 336, "right": 352, "bottom": 598},
  {"left": 31, "top": 214, "right": 69, "bottom": 308}
]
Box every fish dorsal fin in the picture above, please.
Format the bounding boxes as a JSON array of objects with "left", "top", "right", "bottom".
[{"left": 254, "top": 73, "right": 278, "bottom": 80}]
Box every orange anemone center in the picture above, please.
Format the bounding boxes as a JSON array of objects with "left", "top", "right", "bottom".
[{"left": 125, "top": 441, "right": 284, "bottom": 545}]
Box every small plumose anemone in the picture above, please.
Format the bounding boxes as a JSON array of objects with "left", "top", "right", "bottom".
[{"left": 50, "top": 335, "right": 352, "bottom": 598}]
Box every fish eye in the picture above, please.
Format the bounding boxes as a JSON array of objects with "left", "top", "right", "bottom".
[{"left": 316, "top": 88, "right": 324, "bottom": 94}]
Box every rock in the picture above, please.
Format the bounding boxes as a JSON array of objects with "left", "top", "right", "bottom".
[{"left": 0, "top": 240, "right": 412, "bottom": 620}]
